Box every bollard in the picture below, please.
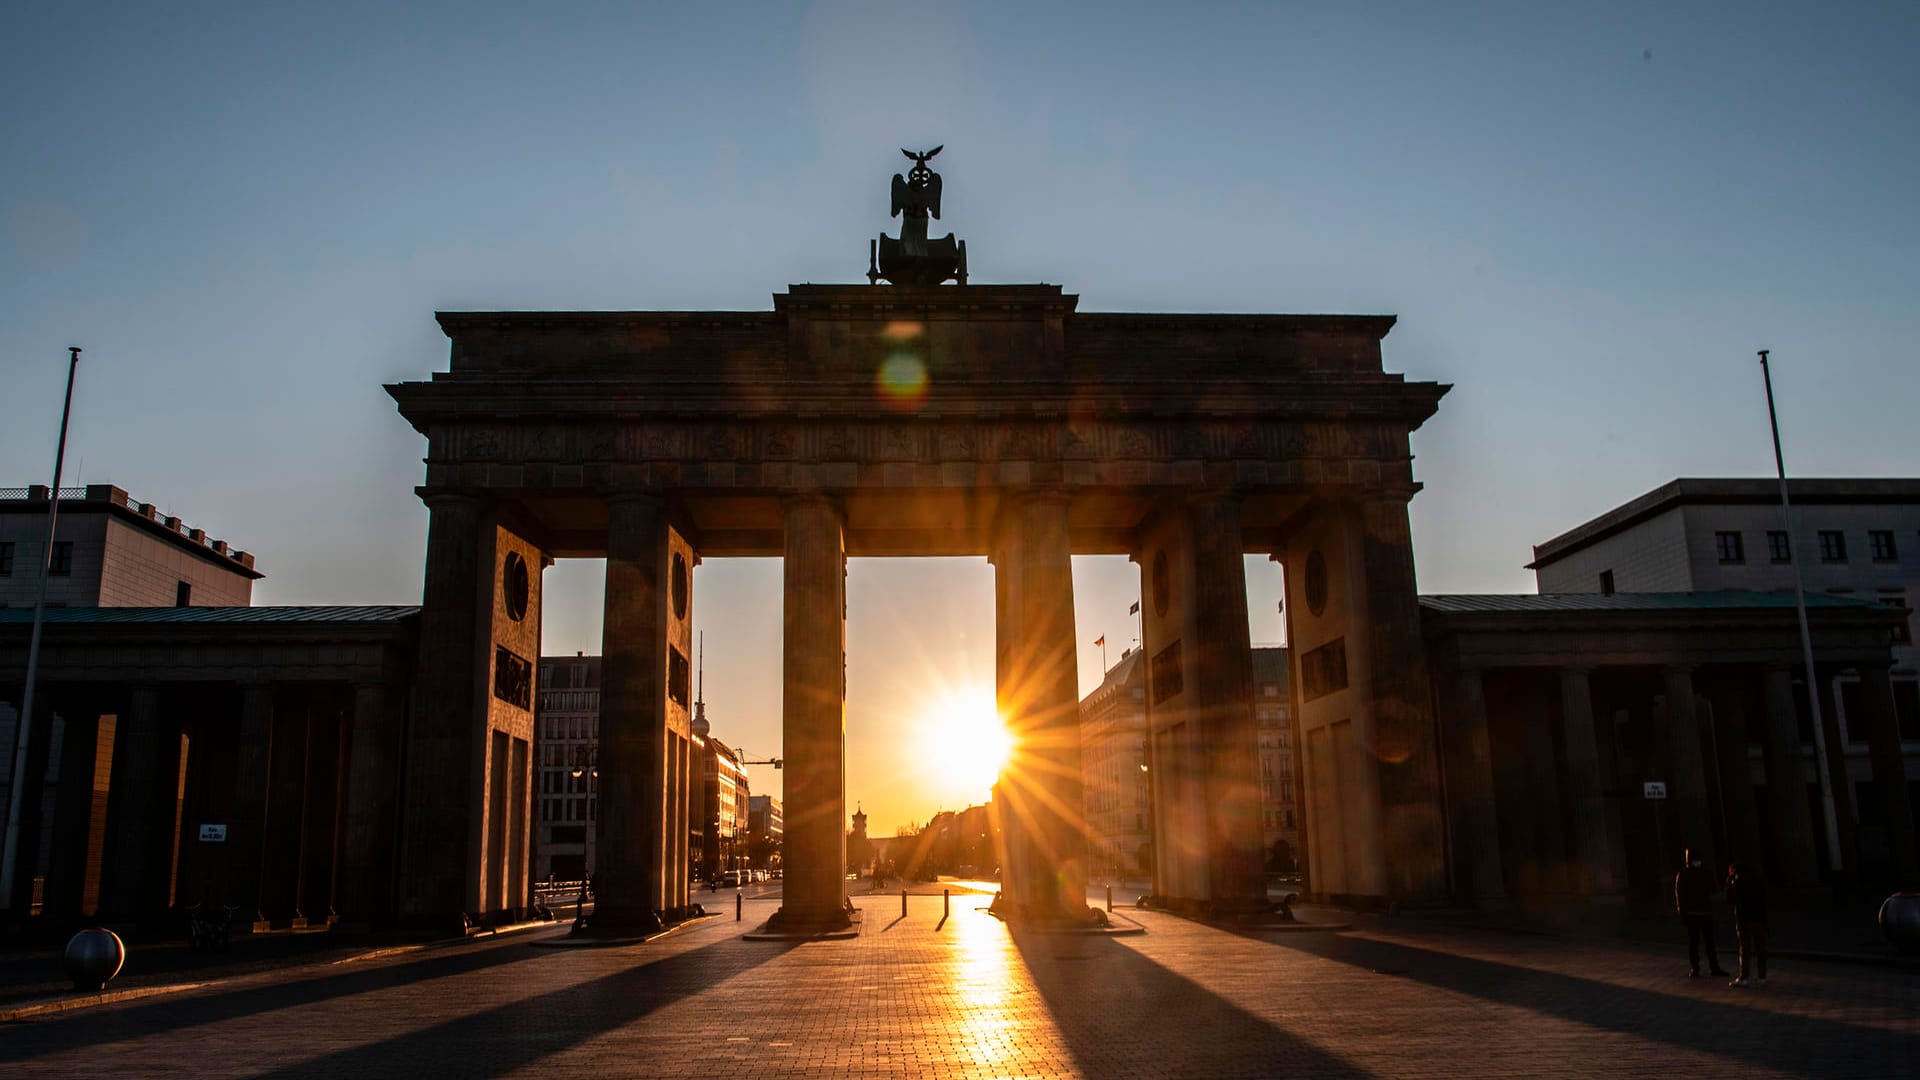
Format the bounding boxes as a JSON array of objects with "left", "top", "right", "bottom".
[
  {"left": 736, "top": 892, "right": 742, "bottom": 921},
  {"left": 944, "top": 888, "right": 950, "bottom": 919},
  {"left": 1106, "top": 884, "right": 1113, "bottom": 912},
  {"left": 902, "top": 888, "right": 908, "bottom": 918}
]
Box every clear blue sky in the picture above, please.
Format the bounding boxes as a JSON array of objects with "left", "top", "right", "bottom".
[{"left": 5, "top": 2, "right": 1916, "bottom": 831}]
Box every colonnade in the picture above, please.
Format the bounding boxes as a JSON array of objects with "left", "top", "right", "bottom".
[{"left": 1445, "top": 660, "right": 1917, "bottom": 906}]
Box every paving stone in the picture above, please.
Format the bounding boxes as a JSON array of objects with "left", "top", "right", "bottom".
[{"left": 0, "top": 896, "right": 1913, "bottom": 1078}]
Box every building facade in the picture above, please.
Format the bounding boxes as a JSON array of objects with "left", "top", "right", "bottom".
[
  {"left": 533, "top": 654, "right": 601, "bottom": 883},
  {"left": 1079, "top": 646, "right": 1298, "bottom": 878},
  {"left": 700, "top": 737, "right": 749, "bottom": 881},
  {"left": 1, "top": 485, "right": 260, "bottom": 609}
]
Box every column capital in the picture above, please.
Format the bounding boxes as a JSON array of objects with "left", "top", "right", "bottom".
[
  {"left": 780, "top": 491, "right": 841, "bottom": 514},
  {"left": 421, "top": 491, "right": 484, "bottom": 510}
]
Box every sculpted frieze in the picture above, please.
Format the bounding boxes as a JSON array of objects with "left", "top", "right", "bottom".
[{"left": 432, "top": 418, "right": 1411, "bottom": 475}]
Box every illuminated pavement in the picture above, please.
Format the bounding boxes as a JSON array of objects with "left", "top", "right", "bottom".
[{"left": 1, "top": 894, "right": 1914, "bottom": 1079}]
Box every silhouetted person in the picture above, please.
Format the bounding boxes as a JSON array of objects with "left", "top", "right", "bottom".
[
  {"left": 1726, "top": 862, "right": 1769, "bottom": 987},
  {"left": 1674, "top": 847, "right": 1727, "bottom": 977}
]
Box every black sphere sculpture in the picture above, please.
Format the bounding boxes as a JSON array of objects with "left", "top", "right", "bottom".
[{"left": 64, "top": 927, "right": 126, "bottom": 992}]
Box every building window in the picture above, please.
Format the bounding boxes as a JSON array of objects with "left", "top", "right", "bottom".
[
  {"left": 175, "top": 581, "right": 192, "bottom": 607},
  {"left": 1714, "top": 531, "right": 1745, "bottom": 563},
  {"left": 48, "top": 541, "right": 72, "bottom": 576},
  {"left": 1869, "top": 530, "right": 1897, "bottom": 562},
  {"left": 1818, "top": 531, "right": 1846, "bottom": 563},
  {"left": 1599, "top": 569, "right": 1615, "bottom": 595},
  {"left": 1767, "top": 531, "right": 1791, "bottom": 563},
  {"left": 0, "top": 541, "right": 12, "bottom": 575}
]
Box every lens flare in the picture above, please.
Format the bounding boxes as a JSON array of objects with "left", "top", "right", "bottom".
[{"left": 876, "top": 352, "right": 929, "bottom": 410}]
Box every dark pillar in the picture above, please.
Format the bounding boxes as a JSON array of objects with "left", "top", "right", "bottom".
[
  {"left": 1703, "top": 678, "right": 1765, "bottom": 876},
  {"left": 1661, "top": 666, "right": 1715, "bottom": 866},
  {"left": 771, "top": 495, "right": 850, "bottom": 930},
  {"left": 340, "top": 680, "right": 398, "bottom": 927},
  {"left": 1521, "top": 677, "right": 1569, "bottom": 893},
  {"left": 1857, "top": 664, "right": 1918, "bottom": 882},
  {"left": 1559, "top": 667, "right": 1619, "bottom": 894},
  {"left": 1358, "top": 496, "right": 1448, "bottom": 903},
  {"left": 1188, "top": 493, "right": 1267, "bottom": 913},
  {"left": 299, "top": 696, "right": 343, "bottom": 926},
  {"left": 263, "top": 691, "right": 311, "bottom": 927},
  {"left": 399, "top": 495, "right": 483, "bottom": 925},
  {"left": 1759, "top": 665, "right": 1821, "bottom": 887},
  {"left": 1446, "top": 667, "right": 1508, "bottom": 906},
  {"left": 100, "top": 685, "right": 175, "bottom": 922},
  {"left": 229, "top": 682, "right": 275, "bottom": 929},
  {"left": 1814, "top": 667, "right": 1859, "bottom": 879},
  {"left": 595, "top": 494, "right": 668, "bottom": 934}
]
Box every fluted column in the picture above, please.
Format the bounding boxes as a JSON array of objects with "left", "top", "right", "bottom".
[
  {"left": 992, "top": 490, "right": 1089, "bottom": 921},
  {"left": 595, "top": 494, "right": 668, "bottom": 934},
  {"left": 1189, "top": 492, "right": 1266, "bottom": 911},
  {"left": 1559, "top": 667, "right": 1618, "bottom": 894},
  {"left": 1857, "top": 664, "right": 1918, "bottom": 881},
  {"left": 1759, "top": 665, "right": 1820, "bottom": 887},
  {"left": 771, "top": 495, "right": 849, "bottom": 929}
]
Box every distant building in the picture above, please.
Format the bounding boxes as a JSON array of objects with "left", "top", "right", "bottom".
[
  {"left": 1078, "top": 645, "right": 1298, "bottom": 877},
  {"left": 1251, "top": 648, "right": 1300, "bottom": 871},
  {"left": 1078, "top": 650, "right": 1149, "bottom": 874},
  {"left": 533, "top": 654, "right": 601, "bottom": 883},
  {"left": 700, "top": 736, "right": 749, "bottom": 879},
  {"left": 747, "top": 794, "right": 782, "bottom": 839},
  {"left": 0, "top": 484, "right": 260, "bottom": 609}
]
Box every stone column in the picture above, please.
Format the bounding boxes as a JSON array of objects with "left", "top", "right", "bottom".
[
  {"left": 339, "top": 681, "right": 399, "bottom": 927},
  {"left": 1759, "top": 665, "right": 1821, "bottom": 887},
  {"left": 229, "top": 682, "right": 276, "bottom": 930},
  {"left": 1447, "top": 667, "right": 1509, "bottom": 906},
  {"left": 1703, "top": 681, "right": 1765, "bottom": 876},
  {"left": 101, "top": 685, "right": 171, "bottom": 921},
  {"left": 1521, "top": 681, "right": 1570, "bottom": 894},
  {"left": 1856, "top": 664, "right": 1918, "bottom": 881},
  {"left": 1188, "top": 492, "right": 1266, "bottom": 912},
  {"left": 596, "top": 494, "right": 669, "bottom": 934},
  {"left": 1559, "top": 667, "right": 1618, "bottom": 895},
  {"left": 991, "top": 490, "right": 1089, "bottom": 922},
  {"left": 399, "top": 494, "right": 483, "bottom": 924},
  {"left": 1661, "top": 666, "right": 1715, "bottom": 867},
  {"left": 772, "top": 495, "right": 849, "bottom": 930},
  {"left": 1814, "top": 667, "right": 1859, "bottom": 878},
  {"left": 1357, "top": 496, "right": 1448, "bottom": 903}
]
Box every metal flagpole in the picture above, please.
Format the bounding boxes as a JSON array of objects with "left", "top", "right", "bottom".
[
  {"left": 1759, "top": 349, "right": 1843, "bottom": 871},
  {"left": 1, "top": 347, "right": 83, "bottom": 914}
]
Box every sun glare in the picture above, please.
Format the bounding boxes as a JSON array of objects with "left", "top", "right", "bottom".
[{"left": 920, "top": 689, "right": 1015, "bottom": 800}]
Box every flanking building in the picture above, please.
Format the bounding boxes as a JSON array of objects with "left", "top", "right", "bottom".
[
  {"left": 0, "top": 484, "right": 260, "bottom": 608},
  {"left": 533, "top": 653, "right": 602, "bottom": 883}
]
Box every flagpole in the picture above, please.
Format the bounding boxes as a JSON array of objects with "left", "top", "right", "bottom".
[
  {"left": 2, "top": 347, "right": 82, "bottom": 917},
  {"left": 1758, "top": 349, "right": 1843, "bottom": 871}
]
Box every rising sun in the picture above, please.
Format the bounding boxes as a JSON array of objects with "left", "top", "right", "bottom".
[{"left": 919, "top": 688, "right": 1015, "bottom": 800}]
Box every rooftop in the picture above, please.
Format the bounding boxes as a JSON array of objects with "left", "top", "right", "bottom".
[
  {"left": 1418, "top": 591, "right": 1884, "bottom": 615},
  {"left": 1528, "top": 477, "right": 1920, "bottom": 570},
  {"left": 0, "top": 483, "right": 263, "bottom": 578},
  {"left": 0, "top": 605, "right": 417, "bottom": 625}
]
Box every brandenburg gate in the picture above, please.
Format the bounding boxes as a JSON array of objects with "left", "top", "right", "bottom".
[{"left": 387, "top": 151, "right": 1450, "bottom": 933}]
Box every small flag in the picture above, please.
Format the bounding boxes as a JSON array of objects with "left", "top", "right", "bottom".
[
  {"left": 1094, "top": 635, "right": 1105, "bottom": 647},
  {"left": 1128, "top": 601, "right": 1140, "bottom": 615}
]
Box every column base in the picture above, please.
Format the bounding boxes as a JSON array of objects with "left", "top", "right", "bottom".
[
  {"left": 747, "top": 902, "right": 858, "bottom": 940},
  {"left": 575, "top": 904, "right": 663, "bottom": 939},
  {"left": 987, "top": 894, "right": 1110, "bottom": 928}
]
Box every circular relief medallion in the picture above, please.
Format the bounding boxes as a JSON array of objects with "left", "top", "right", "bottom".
[
  {"left": 1151, "top": 550, "right": 1171, "bottom": 618},
  {"left": 503, "top": 551, "right": 530, "bottom": 623},
  {"left": 671, "top": 551, "right": 690, "bottom": 621},
  {"left": 1304, "top": 549, "right": 1328, "bottom": 617}
]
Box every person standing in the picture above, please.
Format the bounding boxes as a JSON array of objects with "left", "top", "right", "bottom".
[
  {"left": 1675, "top": 847, "right": 1728, "bottom": 978},
  {"left": 1726, "top": 862, "right": 1769, "bottom": 987}
]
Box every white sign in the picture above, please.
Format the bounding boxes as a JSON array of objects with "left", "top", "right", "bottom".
[
  {"left": 199, "top": 824, "right": 228, "bottom": 842},
  {"left": 1642, "top": 782, "right": 1668, "bottom": 800}
]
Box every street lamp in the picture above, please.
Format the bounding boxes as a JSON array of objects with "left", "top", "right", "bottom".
[{"left": 569, "top": 745, "right": 598, "bottom": 931}]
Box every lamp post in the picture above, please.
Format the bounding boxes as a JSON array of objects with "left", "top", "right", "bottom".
[
  {"left": 1, "top": 347, "right": 82, "bottom": 917},
  {"left": 569, "top": 745, "right": 598, "bottom": 931}
]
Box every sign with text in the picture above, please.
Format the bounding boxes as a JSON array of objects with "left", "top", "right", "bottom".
[
  {"left": 198, "top": 823, "right": 228, "bottom": 842},
  {"left": 1642, "top": 782, "right": 1668, "bottom": 800}
]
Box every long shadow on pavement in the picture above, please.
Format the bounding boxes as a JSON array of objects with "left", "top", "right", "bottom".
[
  {"left": 0, "top": 932, "right": 554, "bottom": 1063},
  {"left": 1248, "top": 928, "right": 1913, "bottom": 1079},
  {"left": 248, "top": 936, "right": 800, "bottom": 1079},
  {"left": 1012, "top": 930, "right": 1376, "bottom": 1079}
]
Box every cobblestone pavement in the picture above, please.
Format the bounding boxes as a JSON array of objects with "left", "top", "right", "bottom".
[{"left": 1, "top": 895, "right": 1913, "bottom": 1079}]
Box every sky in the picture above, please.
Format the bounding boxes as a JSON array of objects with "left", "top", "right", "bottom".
[{"left": 4, "top": 2, "right": 1917, "bottom": 834}]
